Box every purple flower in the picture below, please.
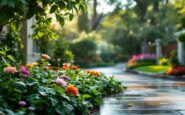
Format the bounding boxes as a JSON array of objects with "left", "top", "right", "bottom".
[
  {"left": 56, "top": 78, "right": 67, "bottom": 87},
  {"left": 28, "top": 106, "right": 35, "bottom": 111},
  {"left": 19, "top": 66, "right": 30, "bottom": 78},
  {"left": 18, "top": 101, "right": 27, "bottom": 106},
  {"left": 60, "top": 75, "right": 70, "bottom": 80}
]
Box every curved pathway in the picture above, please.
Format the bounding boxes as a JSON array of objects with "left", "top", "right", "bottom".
[{"left": 93, "top": 63, "right": 185, "bottom": 115}]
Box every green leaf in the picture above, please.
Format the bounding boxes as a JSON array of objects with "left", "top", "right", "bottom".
[
  {"left": 58, "top": 1, "right": 66, "bottom": 10},
  {"left": 82, "top": 94, "right": 91, "bottom": 99},
  {"left": 55, "top": 105, "right": 65, "bottom": 115},
  {"left": 19, "top": 0, "right": 27, "bottom": 5},
  {"left": 0, "top": 0, "right": 8, "bottom": 6},
  {"left": 50, "top": 4, "right": 58, "bottom": 13},
  {"left": 67, "top": 2, "right": 74, "bottom": 10},
  {"left": 13, "top": 82, "right": 26, "bottom": 90},
  {"left": 69, "top": 13, "right": 74, "bottom": 21},
  {"left": 7, "top": 55, "right": 14, "bottom": 61},
  {"left": 25, "top": 78, "right": 38, "bottom": 86},
  {"left": 56, "top": 14, "right": 65, "bottom": 27},
  {"left": 27, "top": 94, "right": 42, "bottom": 101},
  {"left": 4, "top": 109, "right": 15, "bottom": 115},
  {"left": 62, "top": 102, "right": 74, "bottom": 113},
  {"left": 0, "top": 51, "right": 5, "bottom": 55},
  {"left": 37, "top": 31, "right": 44, "bottom": 38},
  {"left": 50, "top": 98, "right": 58, "bottom": 107},
  {"left": 10, "top": 21, "right": 22, "bottom": 32},
  {"left": 61, "top": 94, "right": 70, "bottom": 101},
  {"left": 7, "top": 0, "right": 16, "bottom": 7},
  {"left": 80, "top": 3, "right": 87, "bottom": 12}
]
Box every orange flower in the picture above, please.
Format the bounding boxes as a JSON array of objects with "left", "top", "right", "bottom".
[
  {"left": 25, "top": 64, "right": 34, "bottom": 68},
  {"left": 65, "top": 84, "right": 78, "bottom": 96},
  {"left": 49, "top": 66, "right": 54, "bottom": 70},
  {"left": 41, "top": 54, "right": 50, "bottom": 60},
  {"left": 71, "top": 65, "right": 79, "bottom": 70},
  {"left": 62, "top": 66, "right": 70, "bottom": 70},
  {"left": 85, "top": 70, "right": 100, "bottom": 76}
]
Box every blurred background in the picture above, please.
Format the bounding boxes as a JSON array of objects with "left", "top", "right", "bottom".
[{"left": 1, "top": 0, "right": 185, "bottom": 68}]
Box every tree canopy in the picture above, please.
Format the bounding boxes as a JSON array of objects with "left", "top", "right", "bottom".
[{"left": 0, "top": 0, "right": 87, "bottom": 39}]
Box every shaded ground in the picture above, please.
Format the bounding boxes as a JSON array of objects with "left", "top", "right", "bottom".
[{"left": 92, "top": 63, "right": 185, "bottom": 115}]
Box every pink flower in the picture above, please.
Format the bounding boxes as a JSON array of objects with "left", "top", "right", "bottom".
[
  {"left": 63, "top": 63, "right": 70, "bottom": 67},
  {"left": 18, "top": 101, "right": 27, "bottom": 106},
  {"left": 60, "top": 75, "right": 70, "bottom": 80},
  {"left": 4, "top": 67, "right": 17, "bottom": 74},
  {"left": 56, "top": 78, "right": 67, "bottom": 87},
  {"left": 19, "top": 66, "right": 30, "bottom": 78}
]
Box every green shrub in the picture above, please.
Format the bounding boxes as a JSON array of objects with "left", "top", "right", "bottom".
[
  {"left": 50, "top": 39, "right": 74, "bottom": 66},
  {"left": 71, "top": 39, "right": 97, "bottom": 65},
  {"left": 177, "top": 33, "right": 185, "bottom": 43},
  {"left": 169, "top": 50, "right": 179, "bottom": 67}
]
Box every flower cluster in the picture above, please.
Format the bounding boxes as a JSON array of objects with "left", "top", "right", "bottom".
[
  {"left": 4, "top": 66, "right": 17, "bottom": 74},
  {"left": 85, "top": 70, "right": 101, "bottom": 76},
  {"left": 61, "top": 63, "right": 79, "bottom": 70},
  {"left": 166, "top": 66, "right": 185, "bottom": 75},
  {"left": 71, "top": 65, "right": 79, "bottom": 70},
  {"left": 65, "top": 84, "right": 78, "bottom": 96},
  {"left": 0, "top": 54, "right": 123, "bottom": 114},
  {"left": 19, "top": 66, "right": 30, "bottom": 78},
  {"left": 127, "top": 54, "right": 156, "bottom": 68},
  {"left": 62, "top": 63, "right": 70, "bottom": 70}
]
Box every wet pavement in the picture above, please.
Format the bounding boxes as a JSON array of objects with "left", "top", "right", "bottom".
[{"left": 92, "top": 63, "right": 185, "bottom": 115}]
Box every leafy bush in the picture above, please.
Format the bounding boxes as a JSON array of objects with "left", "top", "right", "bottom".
[
  {"left": 177, "top": 33, "right": 185, "bottom": 43},
  {"left": 127, "top": 54, "right": 156, "bottom": 68},
  {"left": 50, "top": 39, "right": 74, "bottom": 66},
  {"left": 0, "top": 31, "right": 23, "bottom": 62},
  {"left": 71, "top": 39, "right": 97, "bottom": 65},
  {"left": 169, "top": 50, "right": 179, "bottom": 67},
  {"left": 0, "top": 55, "right": 124, "bottom": 115}
]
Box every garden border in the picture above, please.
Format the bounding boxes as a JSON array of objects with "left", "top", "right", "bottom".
[{"left": 125, "top": 69, "right": 185, "bottom": 81}]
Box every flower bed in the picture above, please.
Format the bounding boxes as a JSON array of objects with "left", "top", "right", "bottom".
[
  {"left": 127, "top": 54, "right": 156, "bottom": 68},
  {"left": 166, "top": 66, "right": 185, "bottom": 75},
  {"left": 0, "top": 55, "right": 124, "bottom": 115}
]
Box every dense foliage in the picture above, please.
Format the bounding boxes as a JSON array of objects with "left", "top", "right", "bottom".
[
  {"left": 0, "top": 55, "right": 124, "bottom": 115},
  {"left": 0, "top": 0, "right": 87, "bottom": 39}
]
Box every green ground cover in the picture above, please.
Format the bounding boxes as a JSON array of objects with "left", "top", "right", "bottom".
[{"left": 134, "top": 65, "right": 170, "bottom": 73}]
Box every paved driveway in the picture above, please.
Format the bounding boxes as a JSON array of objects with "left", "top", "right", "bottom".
[{"left": 92, "top": 63, "right": 185, "bottom": 115}]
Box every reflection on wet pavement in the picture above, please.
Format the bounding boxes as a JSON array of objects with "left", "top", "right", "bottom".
[{"left": 93, "top": 64, "right": 185, "bottom": 115}]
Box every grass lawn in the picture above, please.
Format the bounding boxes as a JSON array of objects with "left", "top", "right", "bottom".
[{"left": 134, "top": 65, "right": 170, "bottom": 73}]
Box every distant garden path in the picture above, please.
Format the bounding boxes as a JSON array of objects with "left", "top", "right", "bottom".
[{"left": 93, "top": 63, "right": 185, "bottom": 115}]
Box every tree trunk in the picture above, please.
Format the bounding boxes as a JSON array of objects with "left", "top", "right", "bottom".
[
  {"left": 134, "top": 0, "right": 148, "bottom": 21},
  {"left": 92, "top": 0, "right": 97, "bottom": 30},
  {"left": 153, "top": 0, "right": 159, "bottom": 12}
]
